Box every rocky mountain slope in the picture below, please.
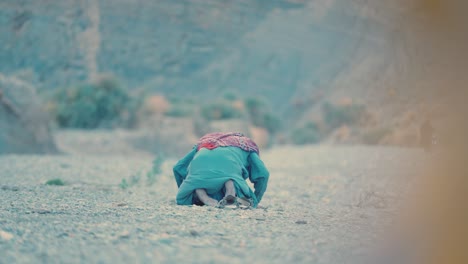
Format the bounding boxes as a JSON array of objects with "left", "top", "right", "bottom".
[
  {"left": 1, "top": 0, "right": 449, "bottom": 152},
  {"left": 0, "top": 1, "right": 415, "bottom": 108}
]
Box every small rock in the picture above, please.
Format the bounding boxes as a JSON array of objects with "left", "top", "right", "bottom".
[
  {"left": 57, "top": 232, "right": 69, "bottom": 238},
  {"left": 189, "top": 230, "right": 200, "bottom": 237},
  {"left": 158, "top": 238, "right": 172, "bottom": 245},
  {"left": 1, "top": 185, "right": 19, "bottom": 191},
  {"left": 0, "top": 230, "right": 13, "bottom": 241},
  {"left": 34, "top": 209, "right": 52, "bottom": 214},
  {"left": 119, "top": 231, "right": 131, "bottom": 239},
  {"left": 295, "top": 220, "right": 308, "bottom": 224}
]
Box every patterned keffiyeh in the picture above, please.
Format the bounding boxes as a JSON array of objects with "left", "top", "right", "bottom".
[{"left": 196, "top": 132, "right": 260, "bottom": 155}]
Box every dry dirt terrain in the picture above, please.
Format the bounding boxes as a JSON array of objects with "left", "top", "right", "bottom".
[{"left": 0, "top": 144, "right": 424, "bottom": 264}]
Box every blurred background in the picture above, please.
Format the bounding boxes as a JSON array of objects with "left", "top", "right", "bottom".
[{"left": 0, "top": 0, "right": 453, "bottom": 157}]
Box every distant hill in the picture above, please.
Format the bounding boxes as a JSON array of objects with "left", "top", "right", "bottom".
[
  {"left": 0, "top": 0, "right": 446, "bottom": 147},
  {"left": 0, "top": 1, "right": 399, "bottom": 102}
]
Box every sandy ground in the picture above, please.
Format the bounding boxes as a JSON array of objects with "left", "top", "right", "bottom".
[{"left": 0, "top": 145, "right": 424, "bottom": 264}]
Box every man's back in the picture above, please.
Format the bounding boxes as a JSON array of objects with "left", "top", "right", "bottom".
[{"left": 188, "top": 147, "right": 249, "bottom": 179}]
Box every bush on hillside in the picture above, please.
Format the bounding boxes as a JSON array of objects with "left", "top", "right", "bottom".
[
  {"left": 200, "top": 101, "right": 244, "bottom": 121},
  {"left": 50, "top": 76, "right": 139, "bottom": 129},
  {"left": 165, "top": 104, "right": 193, "bottom": 118},
  {"left": 244, "top": 96, "right": 281, "bottom": 134},
  {"left": 251, "top": 112, "right": 282, "bottom": 134},
  {"left": 244, "top": 97, "right": 267, "bottom": 117},
  {"left": 160, "top": 97, "right": 196, "bottom": 118},
  {"left": 291, "top": 122, "right": 321, "bottom": 145},
  {"left": 223, "top": 91, "right": 238, "bottom": 101},
  {"left": 322, "top": 102, "right": 366, "bottom": 130}
]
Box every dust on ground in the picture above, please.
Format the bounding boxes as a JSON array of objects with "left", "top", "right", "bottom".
[{"left": 0, "top": 144, "right": 424, "bottom": 264}]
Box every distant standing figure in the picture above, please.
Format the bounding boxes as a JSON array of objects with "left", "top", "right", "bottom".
[
  {"left": 420, "top": 119, "right": 434, "bottom": 152},
  {"left": 173, "top": 132, "right": 270, "bottom": 208}
]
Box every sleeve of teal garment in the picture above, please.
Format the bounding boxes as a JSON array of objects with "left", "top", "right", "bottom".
[
  {"left": 248, "top": 152, "right": 270, "bottom": 203},
  {"left": 173, "top": 147, "right": 197, "bottom": 188}
]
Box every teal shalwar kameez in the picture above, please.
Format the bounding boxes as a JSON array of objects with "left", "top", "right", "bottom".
[{"left": 173, "top": 146, "right": 269, "bottom": 207}]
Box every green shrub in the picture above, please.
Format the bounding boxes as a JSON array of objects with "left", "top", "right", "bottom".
[
  {"left": 147, "top": 155, "right": 164, "bottom": 186},
  {"left": 119, "top": 156, "right": 164, "bottom": 189},
  {"left": 244, "top": 97, "right": 267, "bottom": 117},
  {"left": 164, "top": 97, "right": 196, "bottom": 118},
  {"left": 45, "top": 178, "right": 65, "bottom": 186},
  {"left": 119, "top": 179, "right": 129, "bottom": 190},
  {"left": 165, "top": 104, "right": 193, "bottom": 118},
  {"left": 201, "top": 101, "right": 244, "bottom": 121},
  {"left": 50, "top": 76, "right": 139, "bottom": 129},
  {"left": 251, "top": 112, "right": 282, "bottom": 134},
  {"left": 291, "top": 122, "right": 321, "bottom": 145},
  {"left": 322, "top": 102, "right": 366, "bottom": 130},
  {"left": 223, "top": 91, "right": 238, "bottom": 101},
  {"left": 119, "top": 172, "right": 142, "bottom": 190},
  {"left": 244, "top": 97, "right": 281, "bottom": 134}
]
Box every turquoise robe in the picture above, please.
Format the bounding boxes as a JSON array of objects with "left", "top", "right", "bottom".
[{"left": 173, "top": 146, "right": 269, "bottom": 207}]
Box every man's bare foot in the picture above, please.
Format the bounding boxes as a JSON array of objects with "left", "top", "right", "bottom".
[
  {"left": 195, "top": 189, "right": 219, "bottom": 206},
  {"left": 224, "top": 180, "right": 236, "bottom": 197},
  {"left": 204, "top": 198, "right": 219, "bottom": 206}
]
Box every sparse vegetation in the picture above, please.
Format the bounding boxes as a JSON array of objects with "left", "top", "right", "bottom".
[
  {"left": 45, "top": 178, "right": 65, "bottom": 186},
  {"left": 322, "top": 102, "right": 366, "bottom": 130},
  {"left": 119, "top": 155, "right": 164, "bottom": 189},
  {"left": 119, "top": 178, "right": 129, "bottom": 190},
  {"left": 49, "top": 76, "right": 139, "bottom": 129},
  {"left": 200, "top": 101, "right": 244, "bottom": 121},
  {"left": 119, "top": 172, "right": 141, "bottom": 190},
  {"left": 291, "top": 122, "right": 321, "bottom": 145},
  {"left": 244, "top": 97, "right": 267, "bottom": 117},
  {"left": 223, "top": 91, "right": 238, "bottom": 101},
  {"left": 47, "top": 82, "right": 381, "bottom": 147},
  {"left": 251, "top": 112, "right": 282, "bottom": 134},
  {"left": 165, "top": 104, "right": 193, "bottom": 118},
  {"left": 147, "top": 155, "right": 164, "bottom": 186},
  {"left": 244, "top": 96, "right": 281, "bottom": 134},
  {"left": 163, "top": 97, "right": 196, "bottom": 118}
]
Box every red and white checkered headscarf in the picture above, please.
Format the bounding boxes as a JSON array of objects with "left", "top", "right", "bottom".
[{"left": 196, "top": 132, "right": 260, "bottom": 155}]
